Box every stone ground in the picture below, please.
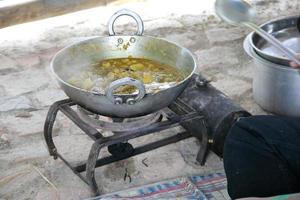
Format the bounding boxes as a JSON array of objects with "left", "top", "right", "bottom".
[{"left": 0, "top": 0, "right": 299, "bottom": 199}]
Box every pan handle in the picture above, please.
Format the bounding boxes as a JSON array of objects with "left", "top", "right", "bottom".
[
  {"left": 105, "top": 77, "right": 146, "bottom": 105},
  {"left": 107, "top": 9, "right": 144, "bottom": 36}
]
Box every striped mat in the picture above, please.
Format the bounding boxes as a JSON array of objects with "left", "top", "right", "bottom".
[{"left": 93, "top": 172, "right": 229, "bottom": 200}]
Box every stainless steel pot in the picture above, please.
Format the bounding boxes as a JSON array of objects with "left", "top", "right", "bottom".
[
  {"left": 244, "top": 34, "right": 300, "bottom": 117},
  {"left": 51, "top": 9, "right": 196, "bottom": 118},
  {"left": 249, "top": 15, "right": 300, "bottom": 66}
]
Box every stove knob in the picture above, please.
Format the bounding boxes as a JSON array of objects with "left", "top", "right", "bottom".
[{"left": 196, "top": 77, "right": 209, "bottom": 87}]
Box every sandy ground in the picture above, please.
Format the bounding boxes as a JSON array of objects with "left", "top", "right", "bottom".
[{"left": 0, "top": 0, "right": 299, "bottom": 199}]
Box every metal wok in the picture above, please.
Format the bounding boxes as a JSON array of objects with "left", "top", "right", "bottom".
[{"left": 51, "top": 9, "right": 197, "bottom": 118}]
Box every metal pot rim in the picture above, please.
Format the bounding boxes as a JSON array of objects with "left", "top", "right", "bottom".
[
  {"left": 50, "top": 35, "right": 197, "bottom": 97},
  {"left": 249, "top": 15, "right": 300, "bottom": 64},
  {"left": 244, "top": 34, "right": 299, "bottom": 73}
]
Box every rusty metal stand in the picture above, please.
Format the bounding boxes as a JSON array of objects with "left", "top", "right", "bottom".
[{"left": 44, "top": 98, "right": 209, "bottom": 196}]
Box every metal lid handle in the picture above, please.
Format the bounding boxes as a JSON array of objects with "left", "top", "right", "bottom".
[
  {"left": 107, "top": 9, "right": 144, "bottom": 36},
  {"left": 105, "top": 77, "right": 146, "bottom": 105}
]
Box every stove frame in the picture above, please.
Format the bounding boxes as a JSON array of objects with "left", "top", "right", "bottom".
[{"left": 44, "top": 98, "right": 210, "bottom": 195}]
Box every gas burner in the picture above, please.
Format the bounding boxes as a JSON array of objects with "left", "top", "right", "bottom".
[
  {"left": 44, "top": 98, "right": 208, "bottom": 195},
  {"left": 77, "top": 106, "right": 163, "bottom": 132},
  {"left": 43, "top": 74, "right": 250, "bottom": 196}
]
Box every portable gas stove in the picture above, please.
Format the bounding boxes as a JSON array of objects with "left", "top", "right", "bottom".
[{"left": 44, "top": 74, "right": 250, "bottom": 195}]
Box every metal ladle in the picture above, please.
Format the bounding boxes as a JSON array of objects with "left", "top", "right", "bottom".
[{"left": 215, "top": 0, "right": 300, "bottom": 66}]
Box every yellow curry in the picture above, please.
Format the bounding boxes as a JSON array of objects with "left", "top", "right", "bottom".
[{"left": 67, "top": 57, "right": 184, "bottom": 94}]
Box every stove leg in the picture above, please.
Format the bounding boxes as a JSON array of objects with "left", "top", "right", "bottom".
[
  {"left": 44, "top": 101, "right": 61, "bottom": 159},
  {"left": 189, "top": 119, "right": 210, "bottom": 166},
  {"left": 196, "top": 130, "right": 210, "bottom": 166},
  {"left": 86, "top": 140, "right": 105, "bottom": 196}
]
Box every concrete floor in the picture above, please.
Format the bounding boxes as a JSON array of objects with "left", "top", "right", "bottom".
[{"left": 0, "top": 0, "right": 299, "bottom": 199}]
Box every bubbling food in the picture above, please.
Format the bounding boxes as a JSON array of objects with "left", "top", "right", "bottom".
[{"left": 67, "top": 57, "right": 184, "bottom": 94}]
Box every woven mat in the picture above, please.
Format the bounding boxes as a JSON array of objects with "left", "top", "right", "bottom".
[{"left": 92, "top": 172, "right": 229, "bottom": 200}]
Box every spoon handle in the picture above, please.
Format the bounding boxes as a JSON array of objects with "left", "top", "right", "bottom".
[{"left": 244, "top": 22, "right": 300, "bottom": 66}]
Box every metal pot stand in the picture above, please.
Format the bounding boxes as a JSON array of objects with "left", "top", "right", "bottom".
[{"left": 44, "top": 98, "right": 209, "bottom": 195}]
